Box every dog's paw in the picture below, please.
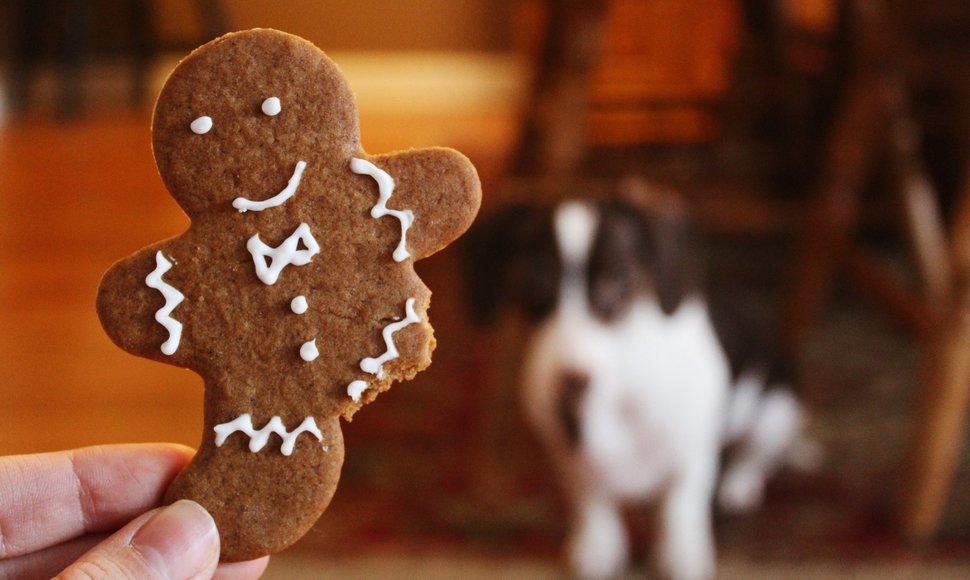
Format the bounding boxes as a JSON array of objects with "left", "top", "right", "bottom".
[
  {"left": 569, "top": 541, "right": 627, "bottom": 579},
  {"left": 656, "top": 539, "right": 715, "bottom": 580},
  {"left": 568, "top": 506, "right": 629, "bottom": 579},
  {"left": 717, "top": 464, "right": 766, "bottom": 514}
]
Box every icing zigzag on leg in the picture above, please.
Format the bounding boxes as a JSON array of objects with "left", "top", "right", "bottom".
[{"left": 214, "top": 413, "right": 324, "bottom": 456}]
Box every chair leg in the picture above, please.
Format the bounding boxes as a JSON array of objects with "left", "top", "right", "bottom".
[
  {"left": 902, "top": 171, "right": 970, "bottom": 543},
  {"left": 8, "top": 0, "right": 45, "bottom": 113},
  {"left": 781, "top": 75, "right": 887, "bottom": 355},
  {"left": 509, "top": 0, "right": 608, "bottom": 178},
  {"left": 57, "top": 0, "right": 93, "bottom": 119},
  {"left": 781, "top": 194, "right": 851, "bottom": 355},
  {"left": 902, "top": 288, "right": 970, "bottom": 542},
  {"left": 128, "top": 0, "right": 154, "bottom": 107}
]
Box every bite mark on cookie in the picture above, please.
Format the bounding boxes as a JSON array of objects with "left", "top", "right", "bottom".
[{"left": 347, "top": 297, "right": 422, "bottom": 401}]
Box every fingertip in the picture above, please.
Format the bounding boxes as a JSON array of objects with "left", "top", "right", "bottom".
[
  {"left": 213, "top": 555, "right": 271, "bottom": 580},
  {"left": 55, "top": 500, "right": 220, "bottom": 580},
  {"left": 141, "top": 442, "right": 197, "bottom": 465},
  {"left": 129, "top": 499, "right": 220, "bottom": 578}
]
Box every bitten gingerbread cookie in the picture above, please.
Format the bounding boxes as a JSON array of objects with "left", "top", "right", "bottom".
[{"left": 96, "top": 29, "right": 481, "bottom": 562}]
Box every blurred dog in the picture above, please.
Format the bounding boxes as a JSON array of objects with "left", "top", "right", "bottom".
[{"left": 466, "top": 181, "right": 807, "bottom": 580}]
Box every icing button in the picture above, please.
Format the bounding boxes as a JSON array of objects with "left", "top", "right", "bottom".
[
  {"left": 262, "top": 96, "right": 282, "bottom": 116},
  {"left": 190, "top": 116, "right": 212, "bottom": 134},
  {"left": 300, "top": 339, "right": 319, "bottom": 362},
  {"left": 291, "top": 295, "right": 309, "bottom": 315}
]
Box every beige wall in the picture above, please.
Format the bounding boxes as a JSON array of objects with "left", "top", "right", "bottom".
[{"left": 155, "top": 0, "right": 514, "bottom": 51}]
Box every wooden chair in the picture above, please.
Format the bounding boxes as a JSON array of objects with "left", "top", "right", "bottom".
[{"left": 780, "top": 0, "right": 970, "bottom": 543}]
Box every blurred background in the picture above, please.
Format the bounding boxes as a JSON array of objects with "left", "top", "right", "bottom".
[{"left": 0, "top": 0, "right": 968, "bottom": 577}]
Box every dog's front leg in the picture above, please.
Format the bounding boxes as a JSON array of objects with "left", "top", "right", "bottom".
[
  {"left": 657, "top": 460, "right": 717, "bottom": 580},
  {"left": 567, "top": 490, "right": 628, "bottom": 580}
]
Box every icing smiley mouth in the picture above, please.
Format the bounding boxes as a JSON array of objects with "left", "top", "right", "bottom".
[{"left": 233, "top": 160, "right": 308, "bottom": 212}]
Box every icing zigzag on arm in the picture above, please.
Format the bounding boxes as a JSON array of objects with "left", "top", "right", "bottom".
[
  {"left": 360, "top": 297, "right": 421, "bottom": 377},
  {"left": 347, "top": 298, "right": 421, "bottom": 401},
  {"left": 145, "top": 251, "right": 185, "bottom": 355},
  {"left": 350, "top": 157, "right": 414, "bottom": 262}
]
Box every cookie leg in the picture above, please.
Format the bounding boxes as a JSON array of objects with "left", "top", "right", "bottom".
[{"left": 165, "top": 413, "right": 344, "bottom": 562}]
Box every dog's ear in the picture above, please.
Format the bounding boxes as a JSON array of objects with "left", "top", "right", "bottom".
[
  {"left": 461, "top": 203, "right": 536, "bottom": 325},
  {"left": 619, "top": 178, "right": 698, "bottom": 316}
]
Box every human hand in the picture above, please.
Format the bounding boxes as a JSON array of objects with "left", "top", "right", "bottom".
[{"left": 0, "top": 443, "right": 269, "bottom": 579}]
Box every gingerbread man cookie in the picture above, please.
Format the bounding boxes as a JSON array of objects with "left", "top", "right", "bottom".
[{"left": 96, "top": 29, "right": 481, "bottom": 561}]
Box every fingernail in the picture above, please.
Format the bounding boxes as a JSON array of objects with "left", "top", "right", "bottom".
[{"left": 131, "top": 499, "right": 219, "bottom": 578}]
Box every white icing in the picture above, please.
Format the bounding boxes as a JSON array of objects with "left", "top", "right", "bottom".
[
  {"left": 300, "top": 339, "right": 319, "bottom": 362},
  {"left": 291, "top": 295, "right": 309, "bottom": 314},
  {"left": 214, "top": 413, "right": 324, "bottom": 456},
  {"left": 233, "top": 160, "right": 307, "bottom": 212},
  {"left": 350, "top": 157, "right": 414, "bottom": 262},
  {"left": 360, "top": 297, "right": 420, "bottom": 378},
  {"left": 247, "top": 222, "right": 320, "bottom": 285},
  {"left": 348, "top": 380, "right": 368, "bottom": 402},
  {"left": 145, "top": 251, "right": 185, "bottom": 356},
  {"left": 190, "top": 116, "right": 212, "bottom": 135},
  {"left": 261, "top": 96, "right": 282, "bottom": 116}
]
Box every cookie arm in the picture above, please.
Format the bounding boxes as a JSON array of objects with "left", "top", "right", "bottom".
[
  {"left": 97, "top": 247, "right": 186, "bottom": 363},
  {"left": 370, "top": 148, "right": 482, "bottom": 261}
]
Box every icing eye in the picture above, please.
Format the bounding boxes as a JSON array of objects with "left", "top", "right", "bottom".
[
  {"left": 190, "top": 116, "right": 213, "bottom": 135},
  {"left": 261, "top": 97, "right": 282, "bottom": 117}
]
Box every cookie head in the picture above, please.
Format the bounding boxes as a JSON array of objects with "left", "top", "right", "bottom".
[{"left": 152, "top": 29, "right": 361, "bottom": 215}]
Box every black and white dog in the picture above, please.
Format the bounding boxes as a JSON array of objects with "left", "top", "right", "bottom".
[{"left": 467, "top": 181, "right": 808, "bottom": 580}]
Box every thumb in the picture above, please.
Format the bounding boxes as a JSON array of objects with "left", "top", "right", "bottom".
[{"left": 55, "top": 500, "right": 220, "bottom": 580}]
